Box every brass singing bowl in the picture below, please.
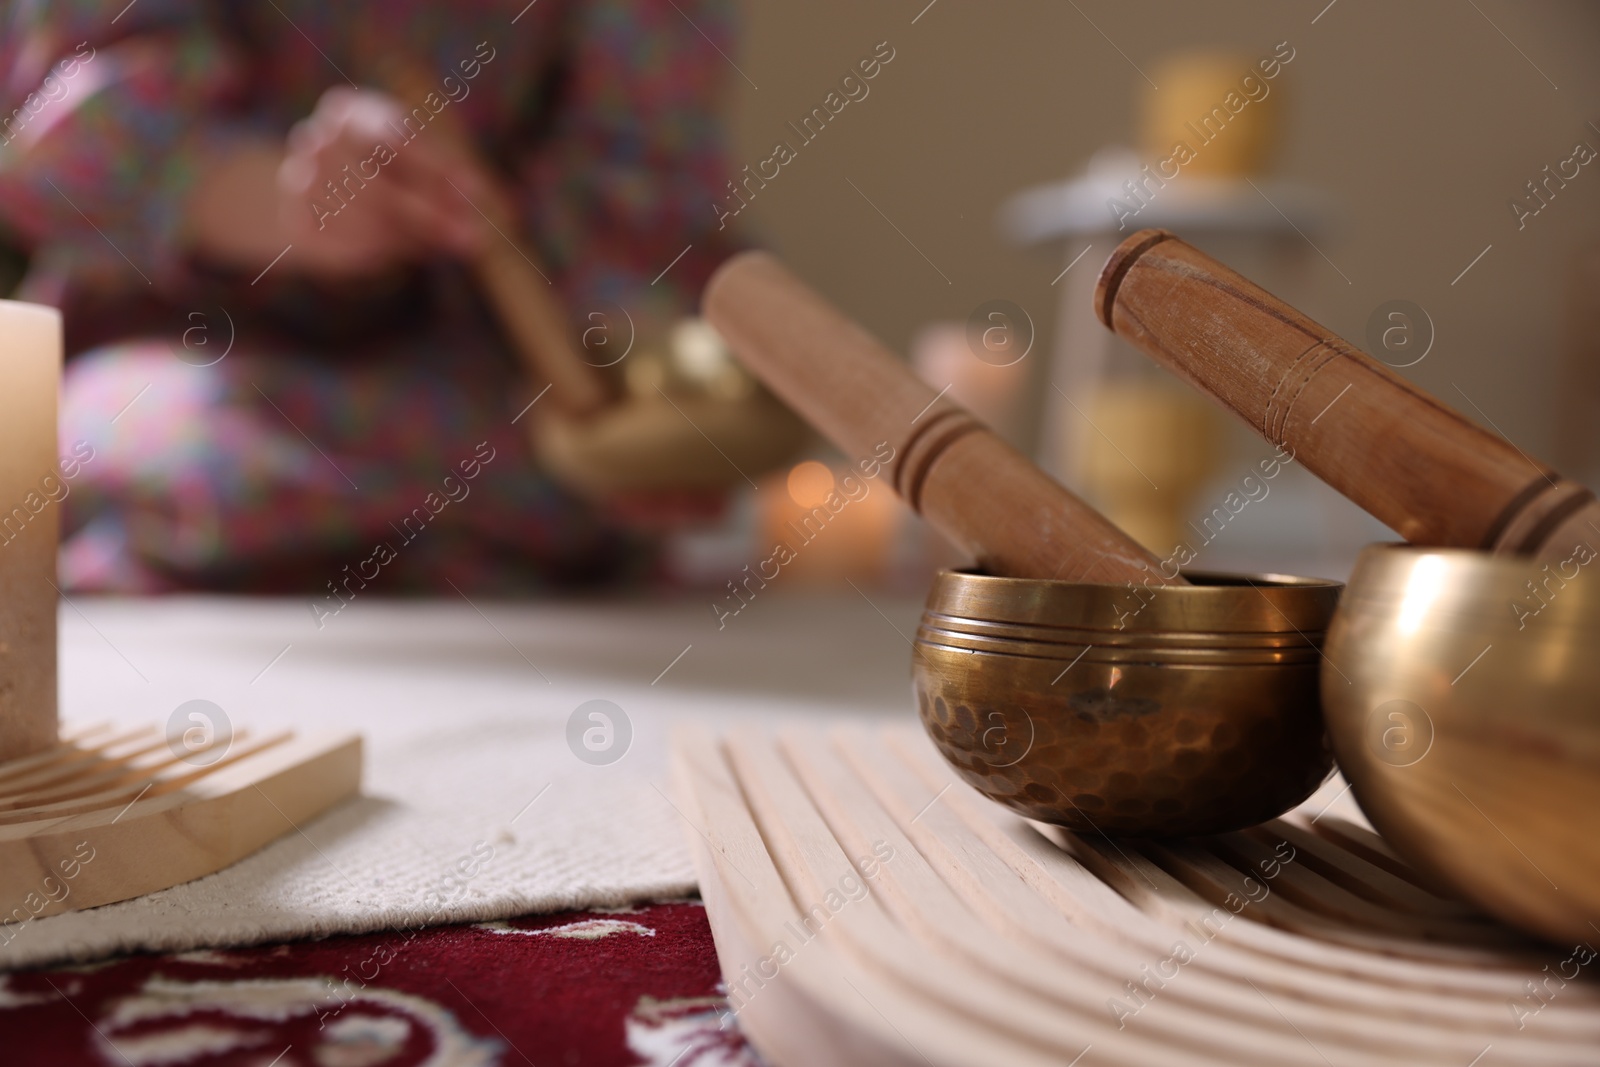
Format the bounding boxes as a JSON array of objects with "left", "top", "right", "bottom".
[
  {"left": 1323, "top": 544, "right": 1600, "bottom": 944},
  {"left": 914, "top": 569, "right": 1343, "bottom": 837}
]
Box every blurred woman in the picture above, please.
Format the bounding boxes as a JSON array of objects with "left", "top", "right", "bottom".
[{"left": 0, "top": 0, "right": 736, "bottom": 593}]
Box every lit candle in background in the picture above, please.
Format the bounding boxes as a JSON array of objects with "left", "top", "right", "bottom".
[
  {"left": 0, "top": 300, "right": 60, "bottom": 762},
  {"left": 754, "top": 460, "right": 906, "bottom": 584}
]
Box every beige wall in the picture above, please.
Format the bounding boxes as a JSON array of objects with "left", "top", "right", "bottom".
[{"left": 722, "top": 0, "right": 1600, "bottom": 464}]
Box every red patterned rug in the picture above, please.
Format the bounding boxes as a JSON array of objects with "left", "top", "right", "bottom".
[{"left": 0, "top": 902, "right": 759, "bottom": 1066}]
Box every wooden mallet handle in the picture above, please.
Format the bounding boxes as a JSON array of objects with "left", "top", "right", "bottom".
[
  {"left": 1096, "top": 230, "right": 1598, "bottom": 559},
  {"left": 470, "top": 243, "right": 610, "bottom": 417},
  {"left": 377, "top": 58, "right": 610, "bottom": 418},
  {"left": 704, "top": 251, "right": 1178, "bottom": 585}
]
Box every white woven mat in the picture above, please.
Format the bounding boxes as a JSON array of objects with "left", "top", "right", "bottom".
[{"left": 0, "top": 591, "right": 919, "bottom": 970}]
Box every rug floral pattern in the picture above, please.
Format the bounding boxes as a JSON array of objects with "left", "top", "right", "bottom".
[{"left": 0, "top": 902, "right": 759, "bottom": 1066}]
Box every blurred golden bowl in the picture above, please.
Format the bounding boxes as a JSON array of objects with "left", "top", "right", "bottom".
[
  {"left": 533, "top": 391, "right": 805, "bottom": 496},
  {"left": 914, "top": 568, "right": 1341, "bottom": 837},
  {"left": 1323, "top": 544, "right": 1600, "bottom": 943}
]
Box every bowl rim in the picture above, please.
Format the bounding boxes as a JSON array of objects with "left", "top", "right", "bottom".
[
  {"left": 1338, "top": 541, "right": 1600, "bottom": 630},
  {"left": 1348, "top": 541, "right": 1591, "bottom": 569},
  {"left": 923, "top": 568, "right": 1343, "bottom": 634},
  {"left": 937, "top": 568, "right": 1342, "bottom": 588}
]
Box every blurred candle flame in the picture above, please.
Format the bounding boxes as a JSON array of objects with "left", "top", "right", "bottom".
[{"left": 786, "top": 461, "right": 836, "bottom": 509}]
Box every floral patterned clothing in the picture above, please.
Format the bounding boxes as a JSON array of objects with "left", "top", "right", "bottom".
[{"left": 0, "top": 0, "right": 738, "bottom": 592}]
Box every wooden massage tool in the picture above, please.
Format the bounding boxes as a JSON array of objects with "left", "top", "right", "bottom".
[
  {"left": 0, "top": 302, "right": 360, "bottom": 928},
  {"left": 1096, "top": 229, "right": 1600, "bottom": 560},
  {"left": 374, "top": 59, "right": 803, "bottom": 495},
  {"left": 705, "top": 253, "right": 1353, "bottom": 839}
]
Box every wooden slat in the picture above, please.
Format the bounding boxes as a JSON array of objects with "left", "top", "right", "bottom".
[
  {"left": 672, "top": 723, "right": 1071, "bottom": 1067},
  {"left": 879, "top": 727, "right": 1600, "bottom": 1054},
  {"left": 0, "top": 726, "right": 361, "bottom": 921},
  {"left": 678, "top": 722, "right": 1600, "bottom": 1066},
  {"left": 799, "top": 726, "right": 1440, "bottom": 1064},
  {"left": 1245, "top": 821, "right": 1480, "bottom": 918}
]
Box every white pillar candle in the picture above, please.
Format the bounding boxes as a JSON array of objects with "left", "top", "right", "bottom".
[{"left": 0, "top": 300, "right": 60, "bottom": 762}]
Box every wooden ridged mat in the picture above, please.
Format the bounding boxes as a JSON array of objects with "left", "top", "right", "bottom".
[
  {"left": 0, "top": 722, "right": 361, "bottom": 924},
  {"left": 673, "top": 723, "right": 1599, "bottom": 1067}
]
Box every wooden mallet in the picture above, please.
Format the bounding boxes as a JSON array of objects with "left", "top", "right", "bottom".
[
  {"left": 371, "top": 58, "right": 805, "bottom": 494},
  {"left": 1096, "top": 229, "right": 1598, "bottom": 561},
  {"left": 374, "top": 58, "right": 611, "bottom": 419},
  {"left": 704, "top": 252, "right": 1178, "bottom": 586}
]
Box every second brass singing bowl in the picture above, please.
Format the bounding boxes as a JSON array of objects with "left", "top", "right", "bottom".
[
  {"left": 1323, "top": 544, "right": 1600, "bottom": 944},
  {"left": 914, "top": 569, "right": 1342, "bottom": 837}
]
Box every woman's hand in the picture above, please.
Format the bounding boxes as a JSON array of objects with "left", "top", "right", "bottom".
[
  {"left": 277, "top": 87, "right": 507, "bottom": 276},
  {"left": 185, "top": 87, "right": 511, "bottom": 280}
]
